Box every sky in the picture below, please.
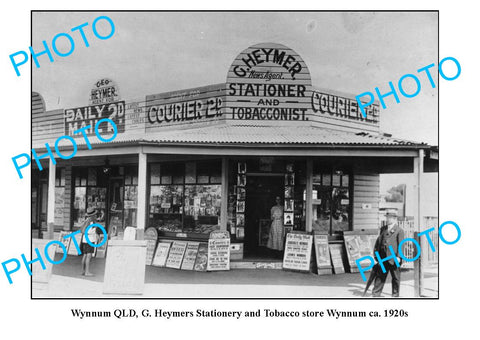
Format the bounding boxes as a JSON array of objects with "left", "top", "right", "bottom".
[{"left": 32, "top": 11, "right": 438, "bottom": 144}]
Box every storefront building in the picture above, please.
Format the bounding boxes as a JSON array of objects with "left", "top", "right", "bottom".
[{"left": 32, "top": 43, "right": 438, "bottom": 265}]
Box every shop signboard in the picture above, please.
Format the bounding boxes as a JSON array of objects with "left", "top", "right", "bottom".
[
  {"left": 123, "top": 227, "right": 136, "bottom": 240},
  {"left": 89, "top": 78, "right": 120, "bottom": 105},
  {"left": 166, "top": 241, "right": 188, "bottom": 269},
  {"left": 144, "top": 227, "right": 158, "bottom": 266},
  {"left": 32, "top": 239, "right": 56, "bottom": 283},
  {"left": 62, "top": 78, "right": 125, "bottom": 138},
  {"left": 282, "top": 232, "right": 313, "bottom": 272},
  {"left": 152, "top": 241, "right": 172, "bottom": 267},
  {"left": 344, "top": 231, "right": 379, "bottom": 273},
  {"left": 181, "top": 242, "right": 200, "bottom": 271},
  {"left": 67, "top": 232, "right": 83, "bottom": 256},
  {"left": 311, "top": 90, "right": 379, "bottom": 124},
  {"left": 313, "top": 233, "right": 332, "bottom": 275},
  {"left": 56, "top": 231, "right": 71, "bottom": 254},
  {"left": 329, "top": 244, "right": 346, "bottom": 274},
  {"left": 102, "top": 240, "right": 147, "bottom": 295},
  {"left": 94, "top": 235, "right": 108, "bottom": 258},
  {"left": 64, "top": 100, "right": 126, "bottom": 137},
  {"left": 207, "top": 230, "right": 230, "bottom": 271},
  {"left": 125, "top": 101, "right": 146, "bottom": 134},
  {"left": 145, "top": 84, "right": 225, "bottom": 129},
  {"left": 194, "top": 243, "right": 209, "bottom": 271},
  {"left": 226, "top": 43, "right": 312, "bottom": 123}
]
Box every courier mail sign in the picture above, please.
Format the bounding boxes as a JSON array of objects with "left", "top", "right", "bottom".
[{"left": 226, "top": 42, "right": 312, "bottom": 122}]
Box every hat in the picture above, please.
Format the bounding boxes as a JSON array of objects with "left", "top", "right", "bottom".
[
  {"left": 386, "top": 210, "right": 398, "bottom": 217},
  {"left": 85, "top": 207, "right": 98, "bottom": 217}
]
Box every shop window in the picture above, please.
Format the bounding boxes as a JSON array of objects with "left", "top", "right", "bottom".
[
  {"left": 148, "top": 160, "right": 222, "bottom": 235},
  {"left": 75, "top": 168, "right": 88, "bottom": 187},
  {"left": 150, "top": 164, "right": 161, "bottom": 185},
  {"left": 312, "top": 164, "right": 351, "bottom": 234},
  {"left": 72, "top": 167, "right": 107, "bottom": 228},
  {"left": 123, "top": 166, "right": 138, "bottom": 228},
  {"left": 184, "top": 185, "right": 221, "bottom": 233}
]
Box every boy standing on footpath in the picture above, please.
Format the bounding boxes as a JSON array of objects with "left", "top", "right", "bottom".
[
  {"left": 372, "top": 211, "right": 405, "bottom": 297},
  {"left": 80, "top": 208, "right": 99, "bottom": 277}
]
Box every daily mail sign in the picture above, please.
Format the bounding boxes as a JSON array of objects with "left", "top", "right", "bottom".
[
  {"left": 64, "top": 101, "right": 126, "bottom": 137},
  {"left": 64, "top": 78, "right": 125, "bottom": 137}
]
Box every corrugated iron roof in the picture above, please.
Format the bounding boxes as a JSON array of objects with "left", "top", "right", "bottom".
[
  {"left": 47, "top": 124, "right": 428, "bottom": 150},
  {"left": 136, "top": 124, "right": 425, "bottom": 146}
]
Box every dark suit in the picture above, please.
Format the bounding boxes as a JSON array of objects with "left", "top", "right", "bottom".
[{"left": 372, "top": 223, "right": 404, "bottom": 297}]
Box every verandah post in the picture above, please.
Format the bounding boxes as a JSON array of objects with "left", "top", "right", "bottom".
[{"left": 136, "top": 149, "right": 147, "bottom": 240}]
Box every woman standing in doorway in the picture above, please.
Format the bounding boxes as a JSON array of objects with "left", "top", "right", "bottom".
[{"left": 267, "top": 196, "right": 284, "bottom": 256}]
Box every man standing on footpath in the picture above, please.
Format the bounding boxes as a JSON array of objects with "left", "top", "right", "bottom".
[{"left": 372, "top": 211, "right": 405, "bottom": 297}]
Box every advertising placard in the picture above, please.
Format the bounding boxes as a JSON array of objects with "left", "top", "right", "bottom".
[
  {"left": 151, "top": 242, "right": 172, "bottom": 267},
  {"left": 181, "top": 242, "right": 200, "bottom": 271},
  {"left": 207, "top": 231, "right": 230, "bottom": 271},
  {"left": 329, "top": 243, "right": 346, "bottom": 274},
  {"left": 194, "top": 243, "right": 209, "bottom": 272},
  {"left": 313, "top": 233, "right": 332, "bottom": 275},
  {"left": 282, "top": 232, "right": 313, "bottom": 272},
  {"left": 144, "top": 227, "right": 158, "bottom": 266},
  {"left": 344, "top": 231, "right": 379, "bottom": 273},
  {"left": 165, "top": 241, "right": 188, "bottom": 269}
]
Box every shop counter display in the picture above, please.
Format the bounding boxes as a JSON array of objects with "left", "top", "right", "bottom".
[
  {"left": 148, "top": 182, "right": 221, "bottom": 240},
  {"left": 183, "top": 224, "right": 220, "bottom": 234},
  {"left": 157, "top": 231, "right": 211, "bottom": 241},
  {"left": 154, "top": 217, "right": 183, "bottom": 232}
]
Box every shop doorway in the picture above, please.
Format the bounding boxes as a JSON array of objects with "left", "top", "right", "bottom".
[{"left": 244, "top": 174, "right": 284, "bottom": 260}]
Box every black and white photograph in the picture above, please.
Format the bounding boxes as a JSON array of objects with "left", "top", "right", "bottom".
[
  {"left": 28, "top": 10, "right": 441, "bottom": 299},
  {"left": 4, "top": 2, "right": 479, "bottom": 338}
]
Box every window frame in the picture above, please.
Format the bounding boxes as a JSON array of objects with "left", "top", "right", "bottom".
[
  {"left": 312, "top": 163, "right": 353, "bottom": 235},
  {"left": 148, "top": 160, "right": 222, "bottom": 233}
]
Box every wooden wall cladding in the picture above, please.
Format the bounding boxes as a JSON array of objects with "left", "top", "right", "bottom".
[{"left": 353, "top": 172, "right": 380, "bottom": 229}]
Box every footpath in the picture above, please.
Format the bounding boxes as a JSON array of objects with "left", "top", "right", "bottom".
[{"left": 32, "top": 256, "right": 439, "bottom": 298}]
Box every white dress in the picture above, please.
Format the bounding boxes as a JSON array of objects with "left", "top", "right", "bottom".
[{"left": 267, "top": 205, "right": 284, "bottom": 251}]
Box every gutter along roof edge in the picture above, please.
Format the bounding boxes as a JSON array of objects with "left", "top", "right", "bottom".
[
  {"left": 49, "top": 139, "right": 433, "bottom": 153},
  {"left": 34, "top": 124, "right": 433, "bottom": 151}
]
